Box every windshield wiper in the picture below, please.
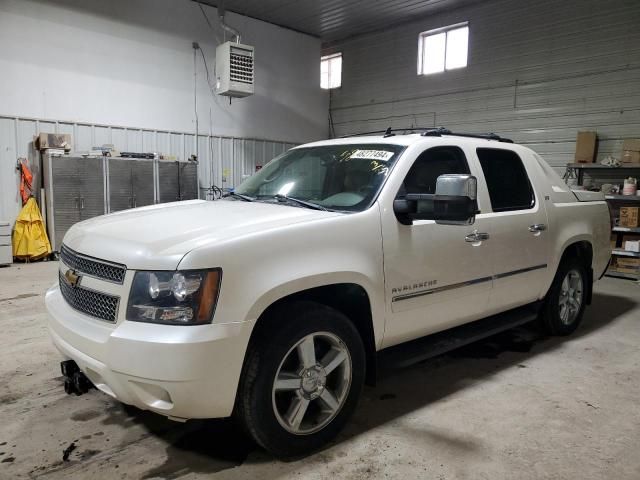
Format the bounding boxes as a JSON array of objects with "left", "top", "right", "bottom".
[
  {"left": 223, "top": 191, "right": 255, "bottom": 202},
  {"left": 273, "top": 194, "right": 328, "bottom": 211}
]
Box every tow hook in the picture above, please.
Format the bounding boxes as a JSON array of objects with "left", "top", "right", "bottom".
[{"left": 61, "top": 360, "right": 94, "bottom": 396}]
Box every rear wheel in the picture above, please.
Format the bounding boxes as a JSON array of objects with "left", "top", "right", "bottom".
[
  {"left": 236, "top": 301, "right": 365, "bottom": 458},
  {"left": 540, "top": 258, "right": 588, "bottom": 335}
]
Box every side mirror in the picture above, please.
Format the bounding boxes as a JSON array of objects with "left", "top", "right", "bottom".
[{"left": 394, "top": 174, "right": 478, "bottom": 225}]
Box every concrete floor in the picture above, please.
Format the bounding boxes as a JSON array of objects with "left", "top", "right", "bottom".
[{"left": 1, "top": 261, "right": 639, "bottom": 480}]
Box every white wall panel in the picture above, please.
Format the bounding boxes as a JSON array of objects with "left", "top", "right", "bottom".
[
  {"left": 111, "top": 128, "right": 127, "bottom": 152},
  {"left": 16, "top": 120, "right": 37, "bottom": 158},
  {"left": 128, "top": 130, "right": 143, "bottom": 153},
  {"left": 0, "top": 0, "right": 327, "bottom": 144},
  {"left": 76, "top": 125, "right": 92, "bottom": 152},
  {"left": 325, "top": 0, "right": 640, "bottom": 173},
  {"left": 0, "top": 118, "right": 18, "bottom": 222},
  {"left": 0, "top": 115, "right": 294, "bottom": 221},
  {"left": 57, "top": 123, "right": 74, "bottom": 137},
  {"left": 93, "top": 126, "right": 111, "bottom": 147}
]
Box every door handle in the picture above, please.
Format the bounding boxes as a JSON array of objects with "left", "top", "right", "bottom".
[
  {"left": 80, "top": 197, "right": 85, "bottom": 209},
  {"left": 133, "top": 195, "right": 137, "bottom": 208},
  {"left": 529, "top": 224, "right": 547, "bottom": 232},
  {"left": 465, "top": 231, "right": 490, "bottom": 242}
]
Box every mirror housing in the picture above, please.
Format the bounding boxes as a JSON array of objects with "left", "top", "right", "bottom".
[{"left": 394, "top": 174, "right": 478, "bottom": 226}]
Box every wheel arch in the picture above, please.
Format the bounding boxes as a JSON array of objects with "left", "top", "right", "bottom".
[
  {"left": 557, "top": 239, "right": 594, "bottom": 305},
  {"left": 245, "top": 282, "right": 378, "bottom": 386}
]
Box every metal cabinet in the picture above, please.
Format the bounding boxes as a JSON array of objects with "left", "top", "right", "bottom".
[
  {"left": 0, "top": 221, "right": 11, "bottom": 266},
  {"left": 44, "top": 155, "right": 199, "bottom": 252},
  {"left": 157, "top": 161, "right": 199, "bottom": 203},
  {"left": 43, "top": 155, "right": 106, "bottom": 251},
  {"left": 108, "top": 158, "right": 155, "bottom": 212}
]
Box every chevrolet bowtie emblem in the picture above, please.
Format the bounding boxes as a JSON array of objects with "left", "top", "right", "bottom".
[{"left": 64, "top": 269, "right": 81, "bottom": 288}]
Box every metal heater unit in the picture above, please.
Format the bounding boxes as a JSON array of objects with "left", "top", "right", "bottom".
[{"left": 215, "top": 41, "right": 255, "bottom": 98}]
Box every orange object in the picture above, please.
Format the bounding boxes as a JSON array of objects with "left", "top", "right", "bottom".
[{"left": 18, "top": 159, "right": 33, "bottom": 205}]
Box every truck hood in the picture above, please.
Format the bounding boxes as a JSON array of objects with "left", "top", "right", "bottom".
[{"left": 63, "top": 200, "right": 341, "bottom": 270}]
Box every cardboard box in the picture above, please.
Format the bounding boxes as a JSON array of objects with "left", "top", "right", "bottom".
[
  {"left": 575, "top": 131, "right": 597, "bottom": 163},
  {"left": 620, "top": 207, "right": 640, "bottom": 228},
  {"left": 35, "top": 133, "right": 71, "bottom": 151},
  {"left": 617, "top": 257, "right": 640, "bottom": 267},
  {"left": 622, "top": 138, "right": 640, "bottom": 164},
  {"left": 624, "top": 240, "right": 640, "bottom": 253},
  {"left": 612, "top": 257, "right": 640, "bottom": 274},
  {"left": 615, "top": 257, "right": 640, "bottom": 273},
  {"left": 622, "top": 150, "right": 640, "bottom": 163},
  {"left": 613, "top": 265, "right": 639, "bottom": 275}
]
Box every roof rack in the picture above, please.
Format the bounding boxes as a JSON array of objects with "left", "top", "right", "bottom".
[
  {"left": 340, "top": 126, "right": 442, "bottom": 138},
  {"left": 422, "top": 127, "right": 514, "bottom": 143},
  {"left": 341, "top": 126, "right": 513, "bottom": 143}
]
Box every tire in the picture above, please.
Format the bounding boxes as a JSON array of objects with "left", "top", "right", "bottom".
[
  {"left": 236, "top": 300, "right": 366, "bottom": 458},
  {"left": 540, "top": 257, "right": 588, "bottom": 336}
]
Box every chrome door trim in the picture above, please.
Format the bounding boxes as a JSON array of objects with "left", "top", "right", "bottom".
[
  {"left": 493, "top": 264, "right": 547, "bottom": 280},
  {"left": 392, "top": 275, "right": 493, "bottom": 302},
  {"left": 391, "top": 264, "right": 547, "bottom": 302}
]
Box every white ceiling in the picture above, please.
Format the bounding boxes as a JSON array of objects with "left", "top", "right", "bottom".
[{"left": 196, "top": 0, "right": 484, "bottom": 43}]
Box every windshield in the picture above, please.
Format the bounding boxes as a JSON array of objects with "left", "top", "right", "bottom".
[{"left": 234, "top": 143, "right": 406, "bottom": 212}]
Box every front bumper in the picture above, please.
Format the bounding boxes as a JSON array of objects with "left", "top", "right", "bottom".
[{"left": 46, "top": 285, "right": 252, "bottom": 419}]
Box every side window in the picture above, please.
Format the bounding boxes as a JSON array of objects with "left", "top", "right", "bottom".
[
  {"left": 400, "top": 146, "right": 470, "bottom": 196},
  {"left": 476, "top": 148, "right": 534, "bottom": 212}
]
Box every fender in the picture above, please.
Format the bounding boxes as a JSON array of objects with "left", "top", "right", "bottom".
[
  {"left": 543, "top": 235, "right": 595, "bottom": 302},
  {"left": 245, "top": 271, "right": 384, "bottom": 349}
]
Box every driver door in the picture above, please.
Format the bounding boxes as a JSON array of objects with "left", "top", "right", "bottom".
[{"left": 380, "top": 146, "right": 494, "bottom": 348}]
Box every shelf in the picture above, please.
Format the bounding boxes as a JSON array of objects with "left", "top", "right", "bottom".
[
  {"left": 605, "top": 270, "right": 640, "bottom": 280},
  {"left": 605, "top": 194, "right": 640, "bottom": 202},
  {"left": 566, "top": 163, "right": 640, "bottom": 169},
  {"left": 612, "top": 249, "right": 640, "bottom": 257},
  {"left": 613, "top": 226, "right": 640, "bottom": 233}
]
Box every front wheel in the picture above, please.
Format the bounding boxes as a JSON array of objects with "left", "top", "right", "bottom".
[
  {"left": 540, "top": 258, "right": 588, "bottom": 335},
  {"left": 236, "top": 301, "right": 365, "bottom": 458}
]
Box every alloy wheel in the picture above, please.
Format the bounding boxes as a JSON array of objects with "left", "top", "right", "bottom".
[
  {"left": 271, "top": 332, "right": 352, "bottom": 435},
  {"left": 558, "top": 268, "right": 583, "bottom": 325}
]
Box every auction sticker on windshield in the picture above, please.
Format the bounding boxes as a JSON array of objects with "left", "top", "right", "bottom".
[{"left": 350, "top": 150, "right": 395, "bottom": 161}]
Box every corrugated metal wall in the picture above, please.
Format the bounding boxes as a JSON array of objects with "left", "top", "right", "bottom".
[
  {"left": 0, "top": 115, "right": 295, "bottom": 221},
  {"left": 324, "top": 0, "right": 640, "bottom": 173}
]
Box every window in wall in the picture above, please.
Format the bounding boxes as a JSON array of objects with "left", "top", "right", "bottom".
[
  {"left": 418, "top": 22, "right": 469, "bottom": 75},
  {"left": 476, "top": 148, "right": 535, "bottom": 212},
  {"left": 321, "top": 53, "right": 342, "bottom": 89}
]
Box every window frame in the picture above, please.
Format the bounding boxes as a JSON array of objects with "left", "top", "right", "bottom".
[
  {"left": 396, "top": 146, "right": 471, "bottom": 199},
  {"left": 417, "top": 21, "right": 469, "bottom": 76},
  {"left": 321, "top": 52, "right": 343, "bottom": 90},
  {"left": 476, "top": 147, "right": 536, "bottom": 213},
  {"left": 235, "top": 143, "right": 407, "bottom": 213}
]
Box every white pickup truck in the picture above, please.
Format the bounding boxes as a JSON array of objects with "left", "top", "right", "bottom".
[{"left": 46, "top": 129, "right": 610, "bottom": 457}]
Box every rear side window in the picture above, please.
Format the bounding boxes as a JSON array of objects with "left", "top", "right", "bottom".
[{"left": 476, "top": 148, "right": 534, "bottom": 212}]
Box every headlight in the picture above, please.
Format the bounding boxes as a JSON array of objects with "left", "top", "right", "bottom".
[{"left": 127, "top": 269, "right": 222, "bottom": 325}]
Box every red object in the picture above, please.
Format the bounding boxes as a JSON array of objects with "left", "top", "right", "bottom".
[{"left": 18, "top": 159, "right": 33, "bottom": 205}]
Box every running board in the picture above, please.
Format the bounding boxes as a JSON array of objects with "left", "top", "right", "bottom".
[{"left": 378, "top": 302, "right": 542, "bottom": 370}]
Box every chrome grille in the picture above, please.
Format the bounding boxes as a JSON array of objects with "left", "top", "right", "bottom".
[
  {"left": 60, "top": 244, "right": 126, "bottom": 284},
  {"left": 59, "top": 272, "right": 120, "bottom": 322}
]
